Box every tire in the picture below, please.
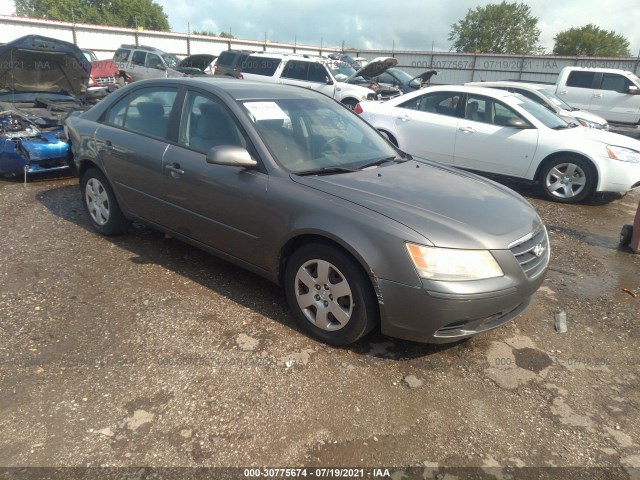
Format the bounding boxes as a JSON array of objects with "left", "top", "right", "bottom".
[
  {"left": 342, "top": 98, "right": 358, "bottom": 111},
  {"left": 620, "top": 224, "right": 633, "bottom": 246},
  {"left": 284, "top": 243, "right": 378, "bottom": 346},
  {"left": 80, "top": 168, "right": 128, "bottom": 235},
  {"left": 540, "top": 156, "right": 596, "bottom": 203}
]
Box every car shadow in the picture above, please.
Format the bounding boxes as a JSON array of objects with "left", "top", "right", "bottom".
[
  {"left": 478, "top": 173, "right": 624, "bottom": 206},
  {"left": 37, "top": 184, "right": 458, "bottom": 361}
]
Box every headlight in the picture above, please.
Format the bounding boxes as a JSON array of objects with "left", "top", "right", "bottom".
[
  {"left": 575, "top": 117, "right": 604, "bottom": 129},
  {"left": 405, "top": 243, "right": 504, "bottom": 281},
  {"left": 606, "top": 145, "right": 640, "bottom": 163}
]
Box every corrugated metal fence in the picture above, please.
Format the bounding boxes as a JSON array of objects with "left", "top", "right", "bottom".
[{"left": 2, "top": 15, "right": 640, "bottom": 84}]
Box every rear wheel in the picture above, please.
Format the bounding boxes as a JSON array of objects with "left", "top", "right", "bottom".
[
  {"left": 540, "top": 156, "right": 596, "bottom": 203},
  {"left": 80, "top": 168, "right": 128, "bottom": 235},
  {"left": 284, "top": 243, "right": 378, "bottom": 346},
  {"left": 342, "top": 98, "right": 358, "bottom": 110}
]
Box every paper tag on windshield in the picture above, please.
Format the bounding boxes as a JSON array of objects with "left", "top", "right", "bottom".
[{"left": 244, "top": 102, "right": 289, "bottom": 121}]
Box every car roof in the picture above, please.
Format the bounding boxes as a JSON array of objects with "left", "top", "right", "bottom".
[
  {"left": 139, "top": 77, "right": 326, "bottom": 101},
  {"left": 246, "top": 51, "right": 328, "bottom": 62},
  {"left": 421, "top": 84, "right": 517, "bottom": 99},
  {"left": 466, "top": 81, "right": 548, "bottom": 91}
]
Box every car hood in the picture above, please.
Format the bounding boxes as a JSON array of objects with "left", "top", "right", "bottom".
[
  {"left": 0, "top": 35, "right": 90, "bottom": 97},
  {"left": 560, "top": 127, "right": 640, "bottom": 149},
  {"left": 347, "top": 57, "right": 398, "bottom": 82},
  {"left": 291, "top": 160, "right": 541, "bottom": 250},
  {"left": 178, "top": 54, "right": 217, "bottom": 71},
  {"left": 90, "top": 59, "right": 119, "bottom": 77}
]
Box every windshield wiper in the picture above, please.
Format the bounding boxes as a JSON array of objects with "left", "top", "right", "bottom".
[
  {"left": 358, "top": 156, "right": 408, "bottom": 170},
  {"left": 295, "top": 166, "right": 359, "bottom": 176}
]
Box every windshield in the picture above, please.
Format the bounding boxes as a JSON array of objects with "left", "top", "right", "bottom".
[
  {"left": 389, "top": 68, "right": 420, "bottom": 87},
  {"left": 329, "top": 61, "right": 356, "bottom": 82},
  {"left": 509, "top": 94, "right": 568, "bottom": 129},
  {"left": 538, "top": 87, "right": 574, "bottom": 111},
  {"left": 242, "top": 96, "right": 399, "bottom": 174},
  {"left": 162, "top": 53, "right": 180, "bottom": 69}
]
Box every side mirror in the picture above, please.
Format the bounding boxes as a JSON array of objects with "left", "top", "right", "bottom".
[
  {"left": 627, "top": 85, "right": 639, "bottom": 95},
  {"left": 155, "top": 63, "right": 166, "bottom": 70},
  {"left": 505, "top": 118, "right": 531, "bottom": 129},
  {"left": 326, "top": 77, "right": 334, "bottom": 85},
  {"left": 206, "top": 146, "right": 257, "bottom": 168}
]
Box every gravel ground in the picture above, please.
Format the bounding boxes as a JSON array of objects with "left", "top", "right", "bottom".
[{"left": 0, "top": 173, "right": 639, "bottom": 479}]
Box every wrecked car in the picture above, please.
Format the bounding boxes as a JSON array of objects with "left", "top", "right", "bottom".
[
  {"left": 175, "top": 54, "right": 217, "bottom": 76},
  {"left": 0, "top": 35, "right": 89, "bottom": 177},
  {"left": 329, "top": 57, "right": 402, "bottom": 100},
  {"left": 82, "top": 49, "right": 126, "bottom": 99},
  {"left": 370, "top": 68, "right": 438, "bottom": 94}
]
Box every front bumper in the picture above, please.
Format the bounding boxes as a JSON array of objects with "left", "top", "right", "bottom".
[
  {"left": 597, "top": 157, "right": 640, "bottom": 193},
  {"left": 0, "top": 132, "right": 70, "bottom": 176},
  {"left": 376, "top": 233, "right": 549, "bottom": 343}
]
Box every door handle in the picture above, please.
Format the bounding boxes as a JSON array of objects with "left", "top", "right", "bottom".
[
  {"left": 165, "top": 163, "right": 185, "bottom": 175},
  {"left": 458, "top": 127, "right": 476, "bottom": 133},
  {"left": 398, "top": 114, "right": 412, "bottom": 121},
  {"left": 105, "top": 139, "right": 113, "bottom": 147},
  {"left": 593, "top": 93, "right": 603, "bottom": 98}
]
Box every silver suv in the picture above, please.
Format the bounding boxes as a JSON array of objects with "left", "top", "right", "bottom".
[{"left": 114, "top": 45, "right": 185, "bottom": 82}]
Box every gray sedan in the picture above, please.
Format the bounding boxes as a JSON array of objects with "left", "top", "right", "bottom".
[{"left": 64, "top": 78, "right": 549, "bottom": 345}]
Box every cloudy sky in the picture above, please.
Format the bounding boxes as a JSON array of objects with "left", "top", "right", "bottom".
[
  {"left": 2, "top": 0, "right": 640, "bottom": 54},
  {"left": 150, "top": 0, "right": 640, "bottom": 54}
]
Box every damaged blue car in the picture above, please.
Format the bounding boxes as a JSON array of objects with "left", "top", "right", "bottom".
[{"left": 0, "top": 35, "right": 90, "bottom": 177}]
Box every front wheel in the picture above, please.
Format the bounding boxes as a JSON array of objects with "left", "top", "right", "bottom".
[
  {"left": 80, "top": 168, "right": 128, "bottom": 235},
  {"left": 284, "top": 243, "right": 378, "bottom": 346},
  {"left": 540, "top": 156, "right": 596, "bottom": 203}
]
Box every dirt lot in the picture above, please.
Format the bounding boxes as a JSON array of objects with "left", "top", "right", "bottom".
[{"left": 0, "top": 172, "right": 639, "bottom": 479}]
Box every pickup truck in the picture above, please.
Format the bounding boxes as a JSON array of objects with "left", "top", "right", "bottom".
[{"left": 555, "top": 66, "right": 640, "bottom": 125}]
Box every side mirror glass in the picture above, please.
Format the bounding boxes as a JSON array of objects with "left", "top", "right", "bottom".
[
  {"left": 505, "top": 118, "right": 530, "bottom": 129},
  {"left": 628, "top": 85, "right": 639, "bottom": 95},
  {"left": 206, "top": 146, "right": 257, "bottom": 168}
]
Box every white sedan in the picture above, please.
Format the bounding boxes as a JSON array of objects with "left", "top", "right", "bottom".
[{"left": 355, "top": 85, "right": 640, "bottom": 203}]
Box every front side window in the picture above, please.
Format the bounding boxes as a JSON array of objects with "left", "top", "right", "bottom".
[
  {"left": 399, "top": 91, "right": 461, "bottom": 117},
  {"left": 600, "top": 74, "right": 633, "bottom": 93},
  {"left": 179, "top": 91, "right": 247, "bottom": 153},
  {"left": 145, "top": 53, "right": 163, "bottom": 69},
  {"left": 307, "top": 63, "right": 329, "bottom": 83},
  {"left": 113, "top": 87, "right": 179, "bottom": 139}
]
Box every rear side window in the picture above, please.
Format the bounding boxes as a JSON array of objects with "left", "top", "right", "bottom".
[
  {"left": 131, "top": 51, "right": 146, "bottom": 66},
  {"left": 104, "top": 87, "right": 178, "bottom": 140},
  {"left": 282, "top": 60, "right": 308, "bottom": 80},
  {"left": 242, "top": 56, "right": 282, "bottom": 76},
  {"left": 400, "top": 91, "right": 461, "bottom": 117},
  {"left": 566, "top": 71, "right": 595, "bottom": 89},
  {"left": 217, "top": 51, "right": 234, "bottom": 66},
  {"left": 113, "top": 49, "right": 130, "bottom": 63}
]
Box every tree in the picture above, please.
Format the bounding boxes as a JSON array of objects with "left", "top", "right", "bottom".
[
  {"left": 448, "top": 1, "right": 542, "bottom": 54},
  {"left": 553, "top": 24, "right": 630, "bottom": 57},
  {"left": 15, "top": 0, "right": 170, "bottom": 31}
]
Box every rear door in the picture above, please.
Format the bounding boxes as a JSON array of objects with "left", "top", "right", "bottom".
[
  {"left": 95, "top": 85, "right": 179, "bottom": 224},
  {"left": 556, "top": 70, "right": 596, "bottom": 111},
  {"left": 390, "top": 90, "right": 461, "bottom": 165}
]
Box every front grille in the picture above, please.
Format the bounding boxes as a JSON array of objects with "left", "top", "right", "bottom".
[
  {"left": 95, "top": 76, "right": 116, "bottom": 86},
  {"left": 509, "top": 226, "right": 550, "bottom": 279}
]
